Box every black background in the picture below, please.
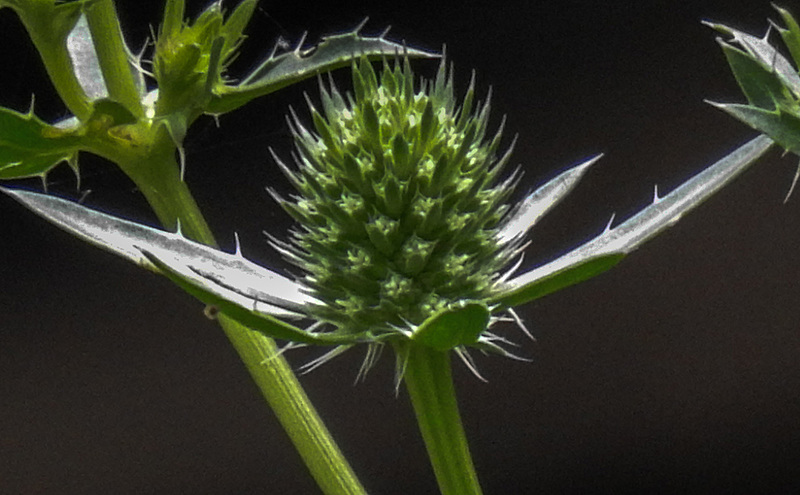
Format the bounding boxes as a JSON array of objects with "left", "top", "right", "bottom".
[{"left": 3, "top": 1, "right": 800, "bottom": 493}]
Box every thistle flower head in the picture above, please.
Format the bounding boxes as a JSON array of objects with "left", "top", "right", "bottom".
[
  {"left": 4, "top": 29, "right": 771, "bottom": 383},
  {"left": 270, "top": 56, "right": 522, "bottom": 351}
]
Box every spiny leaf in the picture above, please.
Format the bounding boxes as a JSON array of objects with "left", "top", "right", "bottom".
[
  {"left": 0, "top": 186, "right": 309, "bottom": 314},
  {"left": 709, "top": 102, "right": 800, "bottom": 155},
  {"left": 141, "top": 249, "right": 367, "bottom": 345},
  {"left": 0, "top": 106, "right": 80, "bottom": 179},
  {"left": 717, "top": 39, "right": 796, "bottom": 110},
  {"left": 774, "top": 5, "right": 800, "bottom": 72},
  {"left": 208, "top": 25, "right": 438, "bottom": 115},
  {"left": 705, "top": 19, "right": 800, "bottom": 99},
  {"left": 492, "top": 134, "right": 775, "bottom": 309},
  {"left": 0, "top": 186, "right": 370, "bottom": 346},
  {"left": 497, "top": 154, "right": 601, "bottom": 245}
]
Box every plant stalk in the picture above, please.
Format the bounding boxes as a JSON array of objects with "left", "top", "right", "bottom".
[
  {"left": 404, "top": 345, "right": 483, "bottom": 495},
  {"left": 218, "top": 316, "right": 365, "bottom": 494},
  {"left": 17, "top": 2, "right": 366, "bottom": 491},
  {"left": 83, "top": 0, "right": 145, "bottom": 117},
  {"left": 12, "top": 5, "right": 92, "bottom": 120},
  {"left": 116, "top": 147, "right": 366, "bottom": 494}
]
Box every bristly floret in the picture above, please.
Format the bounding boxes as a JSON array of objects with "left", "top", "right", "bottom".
[{"left": 270, "top": 56, "right": 520, "bottom": 341}]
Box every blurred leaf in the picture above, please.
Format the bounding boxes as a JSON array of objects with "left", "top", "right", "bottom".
[
  {"left": 89, "top": 98, "right": 138, "bottom": 127},
  {"left": 0, "top": 0, "right": 85, "bottom": 37},
  {"left": 159, "top": 0, "right": 185, "bottom": 41},
  {"left": 774, "top": 5, "right": 800, "bottom": 77}
]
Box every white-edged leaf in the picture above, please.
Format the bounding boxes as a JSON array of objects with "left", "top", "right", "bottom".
[
  {"left": 0, "top": 186, "right": 376, "bottom": 345},
  {"left": 705, "top": 20, "right": 800, "bottom": 99},
  {"left": 497, "top": 154, "right": 601, "bottom": 245},
  {"left": 208, "top": 24, "right": 438, "bottom": 114},
  {"left": 0, "top": 187, "right": 312, "bottom": 316},
  {"left": 491, "top": 134, "right": 775, "bottom": 308}
]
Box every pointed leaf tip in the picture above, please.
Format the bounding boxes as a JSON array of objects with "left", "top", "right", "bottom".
[
  {"left": 493, "top": 134, "right": 774, "bottom": 309},
  {"left": 497, "top": 154, "right": 601, "bottom": 245}
]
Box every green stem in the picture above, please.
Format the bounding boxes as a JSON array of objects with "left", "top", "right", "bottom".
[
  {"left": 111, "top": 143, "right": 365, "bottom": 494},
  {"left": 219, "top": 316, "right": 365, "bottom": 494},
  {"left": 12, "top": 5, "right": 92, "bottom": 120},
  {"left": 83, "top": 0, "right": 145, "bottom": 117},
  {"left": 12, "top": 1, "right": 363, "bottom": 490},
  {"left": 404, "top": 345, "right": 482, "bottom": 495}
]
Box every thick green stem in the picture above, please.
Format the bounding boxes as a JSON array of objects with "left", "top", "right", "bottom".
[
  {"left": 12, "top": 5, "right": 92, "bottom": 120},
  {"left": 11, "top": 1, "right": 364, "bottom": 491},
  {"left": 83, "top": 0, "right": 145, "bottom": 117},
  {"left": 114, "top": 145, "right": 365, "bottom": 494},
  {"left": 219, "top": 316, "right": 365, "bottom": 494},
  {"left": 404, "top": 345, "right": 482, "bottom": 495}
]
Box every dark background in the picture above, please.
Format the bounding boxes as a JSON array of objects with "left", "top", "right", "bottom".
[{"left": 3, "top": 1, "right": 800, "bottom": 493}]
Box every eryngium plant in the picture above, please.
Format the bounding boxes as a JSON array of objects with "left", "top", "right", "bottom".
[
  {"left": 271, "top": 57, "right": 525, "bottom": 364},
  {"left": 1, "top": 43, "right": 777, "bottom": 495},
  {"left": 0, "top": 1, "right": 435, "bottom": 492},
  {"left": 2, "top": 60, "right": 776, "bottom": 367}
]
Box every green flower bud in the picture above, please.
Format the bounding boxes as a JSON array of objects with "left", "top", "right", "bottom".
[{"left": 272, "top": 57, "right": 520, "bottom": 347}]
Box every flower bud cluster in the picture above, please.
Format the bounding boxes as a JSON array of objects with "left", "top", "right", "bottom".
[{"left": 272, "top": 57, "right": 520, "bottom": 342}]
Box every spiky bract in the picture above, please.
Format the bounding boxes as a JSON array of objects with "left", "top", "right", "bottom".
[{"left": 272, "top": 57, "right": 519, "bottom": 344}]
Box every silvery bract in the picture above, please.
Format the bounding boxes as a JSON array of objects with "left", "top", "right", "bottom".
[{"left": 1, "top": 56, "right": 775, "bottom": 379}]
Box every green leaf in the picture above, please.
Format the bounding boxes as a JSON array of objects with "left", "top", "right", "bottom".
[
  {"left": 412, "top": 302, "right": 490, "bottom": 351},
  {"left": 492, "top": 134, "right": 775, "bottom": 309},
  {"left": 208, "top": 25, "right": 438, "bottom": 115},
  {"left": 159, "top": 0, "right": 185, "bottom": 41},
  {"left": 774, "top": 5, "right": 800, "bottom": 74},
  {"left": 494, "top": 254, "right": 626, "bottom": 309},
  {"left": 0, "top": 105, "right": 80, "bottom": 179},
  {"left": 219, "top": 0, "right": 257, "bottom": 57},
  {"left": 2, "top": 0, "right": 96, "bottom": 118},
  {"left": 141, "top": 250, "right": 356, "bottom": 345},
  {"left": 706, "top": 19, "right": 800, "bottom": 99},
  {"left": 89, "top": 98, "right": 138, "bottom": 127},
  {"left": 0, "top": 0, "right": 85, "bottom": 38},
  {"left": 709, "top": 102, "right": 800, "bottom": 155},
  {"left": 718, "top": 40, "right": 795, "bottom": 110}
]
